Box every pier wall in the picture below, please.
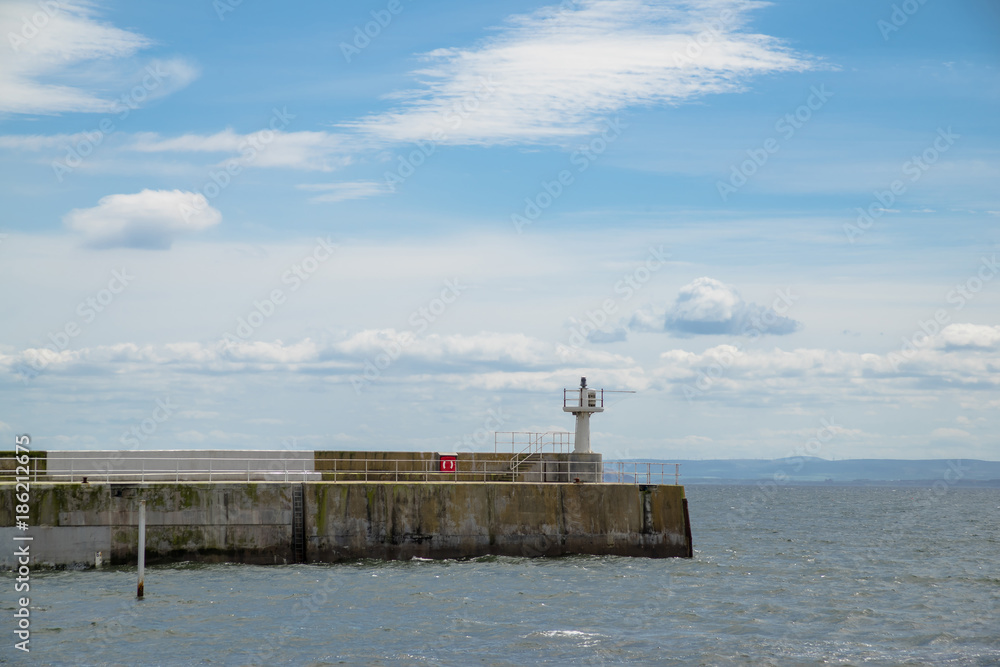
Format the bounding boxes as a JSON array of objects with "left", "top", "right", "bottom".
[{"left": 0, "top": 481, "right": 691, "bottom": 567}]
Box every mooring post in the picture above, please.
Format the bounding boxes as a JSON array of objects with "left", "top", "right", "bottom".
[{"left": 137, "top": 500, "right": 146, "bottom": 598}]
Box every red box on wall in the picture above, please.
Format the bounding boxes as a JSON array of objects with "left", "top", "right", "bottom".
[{"left": 439, "top": 454, "right": 457, "bottom": 473}]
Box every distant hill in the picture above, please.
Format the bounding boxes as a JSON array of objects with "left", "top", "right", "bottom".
[{"left": 615, "top": 458, "right": 1000, "bottom": 486}]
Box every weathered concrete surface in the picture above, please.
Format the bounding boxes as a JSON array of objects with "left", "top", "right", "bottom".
[
  {"left": 0, "top": 483, "right": 294, "bottom": 567},
  {"left": 307, "top": 482, "right": 689, "bottom": 560},
  {"left": 0, "top": 481, "right": 691, "bottom": 567}
]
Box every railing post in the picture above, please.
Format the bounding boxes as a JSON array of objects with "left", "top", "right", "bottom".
[{"left": 137, "top": 500, "right": 146, "bottom": 598}]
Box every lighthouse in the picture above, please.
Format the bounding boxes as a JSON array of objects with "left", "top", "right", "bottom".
[{"left": 563, "top": 377, "right": 604, "bottom": 454}]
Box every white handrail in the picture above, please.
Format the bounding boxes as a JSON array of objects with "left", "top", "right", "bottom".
[{"left": 2, "top": 455, "right": 681, "bottom": 485}]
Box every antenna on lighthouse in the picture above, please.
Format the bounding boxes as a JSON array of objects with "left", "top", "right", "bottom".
[
  {"left": 563, "top": 377, "right": 604, "bottom": 454},
  {"left": 562, "top": 378, "right": 635, "bottom": 454}
]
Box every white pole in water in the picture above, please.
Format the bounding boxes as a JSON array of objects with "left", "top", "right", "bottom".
[{"left": 137, "top": 500, "right": 146, "bottom": 598}]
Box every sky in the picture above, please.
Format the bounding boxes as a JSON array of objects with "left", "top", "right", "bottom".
[{"left": 1, "top": 0, "right": 998, "bottom": 461}]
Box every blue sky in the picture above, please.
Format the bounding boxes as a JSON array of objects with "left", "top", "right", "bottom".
[{"left": 1, "top": 0, "right": 998, "bottom": 461}]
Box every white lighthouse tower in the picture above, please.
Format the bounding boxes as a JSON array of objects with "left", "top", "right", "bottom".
[{"left": 563, "top": 377, "right": 604, "bottom": 454}]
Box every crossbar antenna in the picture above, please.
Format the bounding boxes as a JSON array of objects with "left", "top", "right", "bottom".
[{"left": 561, "top": 377, "right": 635, "bottom": 453}]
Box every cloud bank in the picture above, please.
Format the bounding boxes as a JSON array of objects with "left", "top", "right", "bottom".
[{"left": 6, "top": 325, "right": 1000, "bottom": 398}]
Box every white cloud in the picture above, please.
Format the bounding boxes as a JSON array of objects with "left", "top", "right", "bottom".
[
  {"left": 63, "top": 189, "right": 222, "bottom": 249},
  {"left": 654, "top": 329, "right": 1000, "bottom": 402},
  {"left": 0, "top": 132, "right": 97, "bottom": 150},
  {"left": 296, "top": 180, "right": 391, "bottom": 203},
  {"left": 0, "top": 3, "right": 196, "bottom": 114},
  {"left": 7, "top": 324, "right": 1000, "bottom": 402},
  {"left": 129, "top": 130, "right": 352, "bottom": 171},
  {"left": 934, "top": 323, "right": 1000, "bottom": 351},
  {"left": 344, "top": 0, "right": 816, "bottom": 145},
  {"left": 631, "top": 277, "right": 800, "bottom": 336},
  {"left": 2, "top": 331, "right": 638, "bottom": 381},
  {"left": 5, "top": 321, "right": 999, "bottom": 457},
  {"left": 930, "top": 427, "right": 971, "bottom": 440}
]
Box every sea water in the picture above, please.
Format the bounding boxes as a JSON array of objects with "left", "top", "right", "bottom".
[{"left": 4, "top": 485, "right": 999, "bottom": 665}]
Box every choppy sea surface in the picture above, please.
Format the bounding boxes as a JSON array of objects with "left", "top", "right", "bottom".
[{"left": 4, "top": 485, "right": 999, "bottom": 666}]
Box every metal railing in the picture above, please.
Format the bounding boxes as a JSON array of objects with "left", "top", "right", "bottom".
[
  {"left": 313, "top": 457, "right": 517, "bottom": 483},
  {"left": 1, "top": 454, "right": 681, "bottom": 485},
  {"left": 602, "top": 462, "right": 681, "bottom": 486},
  {"left": 563, "top": 387, "right": 604, "bottom": 408},
  {"left": 495, "top": 431, "right": 575, "bottom": 479},
  {"left": 0, "top": 455, "right": 42, "bottom": 482},
  {"left": 9, "top": 455, "right": 519, "bottom": 484},
  {"left": 26, "top": 456, "right": 316, "bottom": 483},
  {"left": 494, "top": 431, "right": 573, "bottom": 455}
]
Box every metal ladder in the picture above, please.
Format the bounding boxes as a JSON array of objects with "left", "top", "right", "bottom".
[{"left": 291, "top": 484, "right": 305, "bottom": 563}]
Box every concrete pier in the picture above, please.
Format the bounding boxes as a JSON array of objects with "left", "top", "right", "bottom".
[
  {"left": 0, "top": 481, "right": 691, "bottom": 567},
  {"left": 1, "top": 449, "right": 691, "bottom": 566}
]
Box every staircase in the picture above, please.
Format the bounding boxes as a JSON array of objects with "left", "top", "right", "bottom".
[{"left": 291, "top": 484, "right": 305, "bottom": 563}]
